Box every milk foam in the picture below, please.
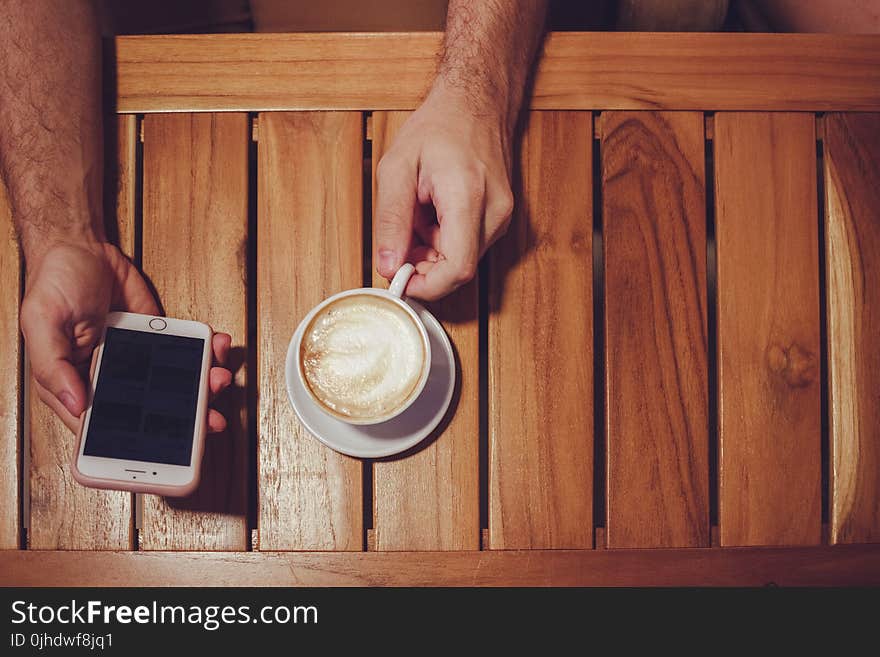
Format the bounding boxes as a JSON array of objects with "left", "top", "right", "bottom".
[{"left": 301, "top": 294, "right": 426, "bottom": 420}]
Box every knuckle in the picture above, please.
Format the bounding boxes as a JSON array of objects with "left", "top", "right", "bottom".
[
  {"left": 462, "top": 170, "right": 485, "bottom": 197},
  {"left": 376, "top": 153, "right": 404, "bottom": 181},
  {"left": 36, "top": 384, "right": 53, "bottom": 403},
  {"left": 464, "top": 160, "right": 487, "bottom": 182},
  {"left": 493, "top": 189, "right": 515, "bottom": 221},
  {"left": 30, "top": 360, "right": 51, "bottom": 387},
  {"left": 36, "top": 387, "right": 52, "bottom": 407},
  {"left": 19, "top": 298, "right": 40, "bottom": 333},
  {"left": 30, "top": 365, "right": 56, "bottom": 400},
  {"left": 441, "top": 167, "right": 483, "bottom": 200},
  {"left": 453, "top": 261, "right": 477, "bottom": 286}
]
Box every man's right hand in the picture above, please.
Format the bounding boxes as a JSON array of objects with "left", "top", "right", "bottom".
[{"left": 20, "top": 242, "right": 233, "bottom": 433}]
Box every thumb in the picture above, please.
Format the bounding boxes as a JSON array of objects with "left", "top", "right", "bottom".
[
  {"left": 22, "top": 314, "right": 87, "bottom": 417},
  {"left": 374, "top": 155, "right": 417, "bottom": 278}
]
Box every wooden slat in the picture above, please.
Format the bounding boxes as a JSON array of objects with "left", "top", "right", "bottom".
[
  {"left": 715, "top": 112, "right": 821, "bottom": 547},
  {"left": 824, "top": 112, "right": 880, "bottom": 544},
  {"left": 602, "top": 111, "right": 709, "bottom": 548},
  {"left": 370, "top": 112, "right": 480, "bottom": 551},
  {"left": 488, "top": 111, "right": 593, "bottom": 549},
  {"left": 257, "top": 112, "right": 363, "bottom": 550},
  {"left": 27, "top": 118, "right": 138, "bottom": 550},
  {"left": 115, "top": 33, "right": 880, "bottom": 114},
  {"left": 0, "top": 178, "right": 20, "bottom": 549},
  {"left": 141, "top": 113, "right": 249, "bottom": 550},
  {"left": 113, "top": 116, "right": 138, "bottom": 249},
  {"left": 2, "top": 546, "right": 879, "bottom": 586}
]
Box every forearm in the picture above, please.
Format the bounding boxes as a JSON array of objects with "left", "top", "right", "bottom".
[
  {"left": 740, "top": 0, "right": 880, "bottom": 32},
  {"left": 435, "top": 0, "right": 548, "bottom": 136},
  {"left": 0, "top": 0, "right": 104, "bottom": 267}
]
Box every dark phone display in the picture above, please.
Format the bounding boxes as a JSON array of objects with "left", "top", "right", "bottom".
[{"left": 82, "top": 327, "right": 204, "bottom": 466}]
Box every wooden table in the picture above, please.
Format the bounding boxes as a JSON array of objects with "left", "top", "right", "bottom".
[{"left": 2, "top": 32, "right": 879, "bottom": 585}]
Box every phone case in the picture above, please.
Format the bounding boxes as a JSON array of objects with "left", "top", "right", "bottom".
[{"left": 70, "top": 316, "right": 211, "bottom": 498}]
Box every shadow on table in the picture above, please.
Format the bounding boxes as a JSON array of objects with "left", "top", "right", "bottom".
[{"left": 166, "top": 344, "right": 248, "bottom": 517}]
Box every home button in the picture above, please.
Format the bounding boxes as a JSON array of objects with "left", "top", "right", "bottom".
[{"left": 149, "top": 318, "right": 167, "bottom": 331}]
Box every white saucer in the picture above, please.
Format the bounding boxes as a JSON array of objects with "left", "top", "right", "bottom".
[{"left": 285, "top": 299, "right": 456, "bottom": 459}]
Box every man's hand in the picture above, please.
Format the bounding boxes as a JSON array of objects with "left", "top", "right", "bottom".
[
  {"left": 20, "top": 242, "right": 233, "bottom": 434},
  {"left": 2, "top": 2, "right": 233, "bottom": 435},
  {"left": 374, "top": 86, "right": 514, "bottom": 301},
  {"left": 373, "top": 0, "right": 548, "bottom": 300}
]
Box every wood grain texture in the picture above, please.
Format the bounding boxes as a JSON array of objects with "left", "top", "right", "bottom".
[
  {"left": 715, "top": 112, "right": 821, "bottom": 547},
  {"left": 824, "top": 112, "right": 880, "bottom": 545},
  {"left": 0, "top": 179, "right": 20, "bottom": 549},
  {"left": 113, "top": 116, "right": 138, "bottom": 252},
  {"left": 257, "top": 112, "right": 363, "bottom": 550},
  {"left": 141, "top": 113, "right": 249, "bottom": 550},
  {"left": 115, "top": 33, "right": 880, "bottom": 113},
  {"left": 27, "top": 119, "right": 139, "bottom": 550},
  {"left": 602, "top": 111, "right": 709, "bottom": 548},
  {"left": 3, "top": 546, "right": 879, "bottom": 586},
  {"left": 370, "top": 112, "right": 480, "bottom": 551},
  {"left": 488, "top": 111, "right": 593, "bottom": 549}
]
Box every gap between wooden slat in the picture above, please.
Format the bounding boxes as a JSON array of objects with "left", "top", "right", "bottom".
[
  {"left": 133, "top": 114, "right": 145, "bottom": 545},
  {"left": 705, "top": 113, "right": 715, "bottom": 140},
  {"left": 478, "top": 259, "right": 489, "bottom": 546},
  {"left": 0, "top": 177, "right": 23, "bottom": 548},
  {"left": 362, "top": 111, "right": 373, "bottom": 551},
  {"left": 247, "top": 113, "right": 259, "bottom": 550},
  {"left": 16, "top": 250, "right": 25, "bottom": 549},
  {"left": 816, "top": 116, "right": 830, "bottom": 537},
  {"left": 705, "top": 112, "right": 719, "bottom": 535},
  {"left": 21, "top": 361, "right": 29, "bottom": 544},
  {"left": 592, "top": 119, "right": 606, "bottom": 546}
]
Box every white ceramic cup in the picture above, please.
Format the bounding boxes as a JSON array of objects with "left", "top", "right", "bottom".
[{"left": 293, "top": 264, "right": 432, "bottom": 425}]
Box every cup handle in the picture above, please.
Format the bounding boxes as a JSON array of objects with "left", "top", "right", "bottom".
[{"left": 388, "top": 263, "right": 415, "bottom": 298}]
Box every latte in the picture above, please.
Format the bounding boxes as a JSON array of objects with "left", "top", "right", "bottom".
[{"left": 300, "top": 294, "right": 427, "bottom": 421}]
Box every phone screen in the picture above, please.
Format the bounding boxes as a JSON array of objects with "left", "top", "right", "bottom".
[{"left": 82, "top": 327, "right": 205, "bottom": 466}]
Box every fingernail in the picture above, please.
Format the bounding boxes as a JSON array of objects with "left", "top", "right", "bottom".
[
  {"left": 59, "top": 391, "right": 77, "bottom": 415},
  {"left": 378, "top": 249, "right": 398, "bottom": 275}
]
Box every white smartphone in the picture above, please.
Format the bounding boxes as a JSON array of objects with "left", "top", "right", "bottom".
[{"left": 72, "top": 311, "right": 213, "bottom": 497}]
